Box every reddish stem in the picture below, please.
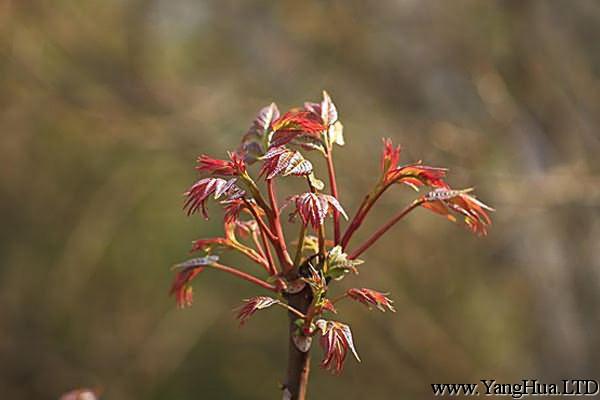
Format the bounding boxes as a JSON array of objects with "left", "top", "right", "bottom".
[
  {"left": 260, "top": 230, "right": 277, "bottom": 276},
  {"left": 348, "top": 199, "right": 423, "bottom": 260},
  {"left": 233, "top": 242, "right": 268, "bottom": 267},
  {"left": 341, "top": 184, "right": 387, "bottom": 249},
  {"left": 330, "top": 292, "right": 349, "bottom": 305},
  {"left": 325, "top": 151, "right": 341, "bottom": 244},
  {"left": 243, "top": 198, "right": 278, "bottom": 275},
  {"left": 267, "top": 179, "right": 294, "bottom": 272},
  {"left": 284, "top": 286, "right": 313, "bottom": 400},
  {"left": 244, "top": 199, "right": 277, "bottom": 243},
  {"left": 249, "top": 232, "right": 271, "bottom": 275},
  {"left": 209, "top": 263, "right": 278, "bottom": 291}
]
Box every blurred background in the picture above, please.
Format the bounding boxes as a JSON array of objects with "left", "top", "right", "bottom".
[{"left": 2, "top": 0, "right": 600, "bottom": 398}]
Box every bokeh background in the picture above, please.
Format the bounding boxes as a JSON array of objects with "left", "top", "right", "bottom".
[{"left": 2, "top": 1, "right": 600, "bottom": 398}]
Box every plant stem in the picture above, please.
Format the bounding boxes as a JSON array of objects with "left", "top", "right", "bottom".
[
  {"left": 293, "top": 223, "right": 306, "bottom": 267},
  {"left": 348, "top": 199, "right": 423, "bottom": 260},
  {"left": 267, "top": 179, "right": 294, "bottom": 272},
  {"left": 318, "top": 224, "right": 326, "bottom": 259},
  {"left": 208, "top": 262, "right": 277, "bottom": 292},
  {"left": 260, "top": 230, "right": 277, "bottom": 276},
  {"left": 241, "top": 172, "right": 272, "bottom": 215},
  {"left": 330, "top": 293, "right": 349, "bottom": 305},
  {"left": 283, "top": 286, "right": 313, "bottom": 400},
  {"left": 243, "top": 198, "right": 278, "bottom": 275},
  {"left": 244, "top": 198, "right": 278, "bottom": 243},
  {"left": 249, "top": 231, "right": 274, "bottom": 276},
  {"left": 325, "top": 150, "right": 341, "bottom": 244},
  {"left": 230, "top": 240, "right": 269, "bottom": 270},
  {"left": 276, "top": 302, "right": 306, "bottom": 319},
  {"left": 341, "top": 183, "right": 387, "bottom": 250}
]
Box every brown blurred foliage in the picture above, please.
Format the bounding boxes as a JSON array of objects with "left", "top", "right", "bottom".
[{"left": 1, "top": 1, "right": 600, "bottom": 399}]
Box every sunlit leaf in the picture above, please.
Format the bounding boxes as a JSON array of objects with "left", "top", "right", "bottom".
[
  {"left": 235, "top": 296, "right": 280, "bottom": 325},
  {"left": 260, "top": 146, "right": 313, "bottom": 179},
  {"left": 286, "top": 193, "right": 348, "bottom": 229},
  {"left": 422, "top": 187, "right": 494, "bottom": 236},
  {"left": 315, "top": 319, "right": 360, "bottom": 374},
  {"left": 347, "top": 288, "right": 395, "bottom": 312},
  {"left": 325, "top": 245, "right": 362, "bottom": 279}
]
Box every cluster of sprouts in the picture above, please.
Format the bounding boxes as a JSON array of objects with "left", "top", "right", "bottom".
[{"left": 171, "top": 91, "right": 493, "bottom": 374}]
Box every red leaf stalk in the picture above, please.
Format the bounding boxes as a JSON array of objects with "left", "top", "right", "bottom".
[
  {"left": 267, "top": 179, "right": 294, "bottom": 272},
  {"left": 325, "top": 151, "right": 341, "bottom": 244},
  {"left": 340, "top": 186, "right": 383, "bottom": 249},
  {"left": 348, "top": 199, "right": 424, "bottom": 260},
  {"left": 243, "top": 198, "right": 278, "bottom": 275},
  {"left": 210, "top": 262, "right": 278, "bottom": 292},
  {"left": 284, "top": 286, "right": 313, "bottom": 400}
]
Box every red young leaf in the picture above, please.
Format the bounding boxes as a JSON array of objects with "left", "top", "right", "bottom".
[
  {"left": 389, "top": 163, "right": 449, "bottom": 190},
  {"left": 183, "top": 177, "right": 245, "bottom": 218},
  {"left": 235, "top": 296, "right": 280, "bottom": 326},
  {"left": 286, "top": 192, "right": 348, "bottom": 230},
  {"left": 196, "top": 151, "right": 246, "bottom": 176},
  {"left": 315, "top": 319, "right": 360, "bottom": 375},
  {"left": 170, "top": 255, "right": 219, "bottom": 308},
  {"left": 380, "top": 137, "right": 401, "bottom": 173},
  {"left": 347, "top": 288, "right": 396, "bottom": 312},
  {"left": 270, "top": 111, "right": 326, "bottom": 148},
  {"left": 320, "top": 298, "right": 337, "bottom": 314},
  {"left": 240, "top": 103, "right": 281, "bottom": 163},
  {"left": 221, "top": 198, "right": 246, "bottom": 223},
  {"left": 379, "top": 139, "right": 448, "bottom": 189},
  {"left": 252, "top": 103, "right": 280, "bottom": 137},
  {"left": 422, "top": 187, "right": 494, "bottom": 236},
  {"left": 304, "top": 90, "right": 338, "bottom": 127},
  {"left": 260, "top": 146, "right": 313, "bottom": 179}
]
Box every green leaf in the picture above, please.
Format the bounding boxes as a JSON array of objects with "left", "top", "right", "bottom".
[
  {"left": 308, "top": 172, "right": 325, "bottom": 191},
  {"left": 327, "top": 121, "right": 344, "bottom": 148},
  {"left": 325, "top": 246, "right": 363, "bottom": 280}
]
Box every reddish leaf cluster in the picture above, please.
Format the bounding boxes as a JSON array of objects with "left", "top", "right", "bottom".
[
  {"left": 240, "top": 102, "right": 280, "bottom": 163},
  {"left": 315, "top": 319, "right": 360, "bottom": 375},
  {"left": 170, "top": 256, "right": 219, "bottom": 308},
  {"left": 172, "top": 91, "right": 493, "bottom": 385},
  {"left": 235, "top": 296, "right": 280, "bottom": 325},
  {"left": 196, "top": 151, "right": 246, "bottom": 176},
  {"left": 304, "top": 90, "right": 338, "bottom": 127},
  {"left": 270, "top": 111, "right": 326, "bottom": 148},
  {"left": 347, "top": 288, "right": 396, "bottom": 312},
  {"left": 380, "top": 138, "right": 448, "bottom": 189},
  {"left": 260, "top": 146, "right": 313, "bottom": 179},
  {"left": 423, "top": 188, "right": 494, "bottom": 236},
  {"left": 184, "top": 177, "right": 244, "bottom": 218},
  {"left": 222, "top": 198, "right": 249, "bottom": 223},
  {"left": 287, "top": 192, "right": 347, "bottom": 230}
]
